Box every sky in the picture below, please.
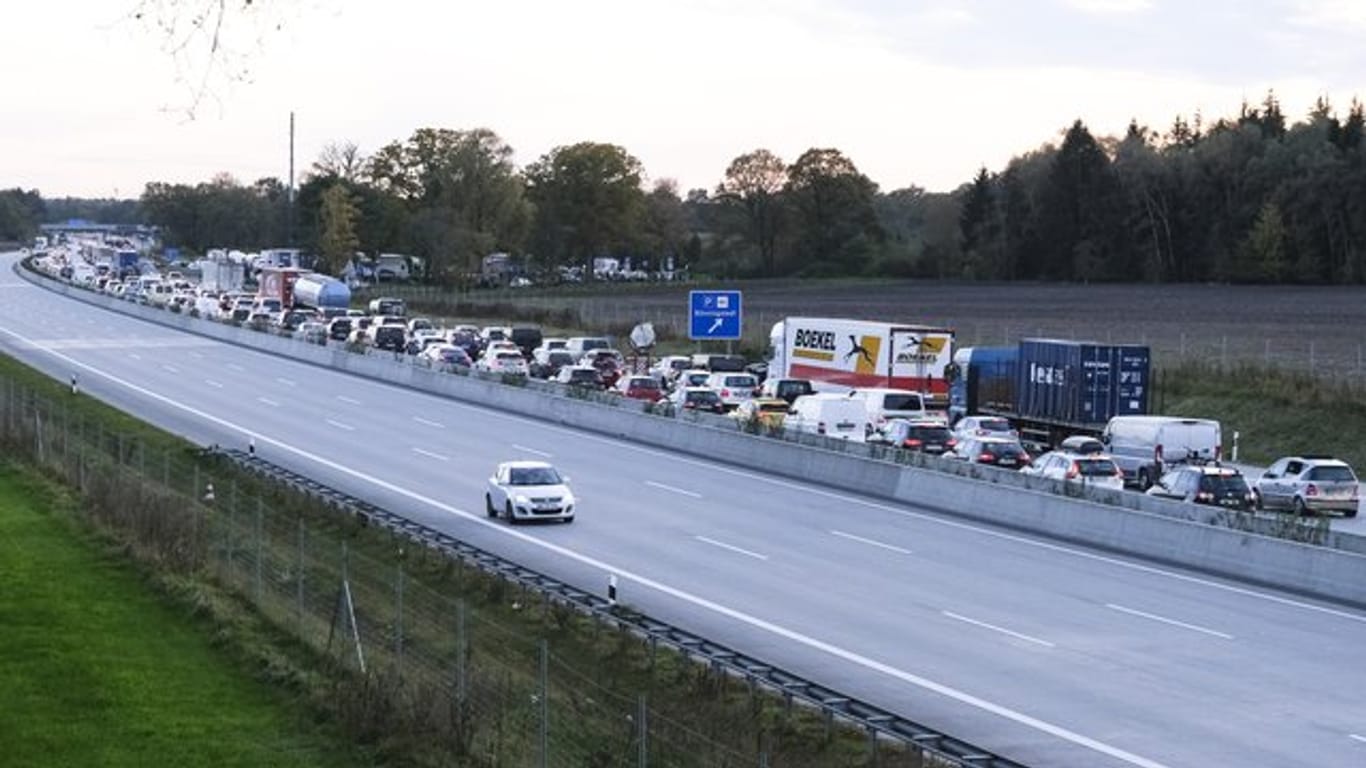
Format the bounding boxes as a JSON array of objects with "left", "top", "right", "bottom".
[{"left": 3, "top": 0, "right": 1365, "bottom": 200}]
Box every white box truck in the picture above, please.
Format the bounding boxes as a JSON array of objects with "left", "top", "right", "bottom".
[{"left": 767, "top": 318, "right": 955, "bottom": 408}]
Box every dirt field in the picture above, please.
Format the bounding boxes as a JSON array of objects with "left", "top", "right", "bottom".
[{"left": 481, "top": 279, "right": 1366, "bottom": 380}]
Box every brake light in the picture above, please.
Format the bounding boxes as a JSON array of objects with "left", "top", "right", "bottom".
[
  {"left": 946, "top": 438, "right": 957, "bottom": 448},
  {"left": 1065, "top": 462, "right": 1079, "bottom": 480},
  {"left": 1155, "top": 444, "right": 1164, "bottom": 463},
  {"left": 1195, "top": 491, "right": 1214, "bottom": 502},
  {"left": 979, "top": 452, "right": 994, "bottom": 462},
  {"left": 1306, "top": 483, "right": 1319, "bottom": 497},
  {"left": 904, "top": 439, "right": 922, "bottom": 448},
  {"left": 752, "top": 387, "right": 762, "bottom": 396},
  {"left": 1021, "top": 453, "right": 1031, "bottom": 463},
  {"left": 722, "top": 388, "right": 731, "bottom": 397}
]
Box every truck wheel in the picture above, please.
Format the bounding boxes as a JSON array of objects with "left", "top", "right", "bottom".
[
  {"left": 485, "top": 494, "right": 496, "bottom": 518},
  {"left": 1137, "top": 468, "right": 1153, "bottom": 491}
]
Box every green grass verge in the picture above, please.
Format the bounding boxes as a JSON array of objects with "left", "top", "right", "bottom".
[
  {"left": 0, "top": 464, "right": 366, "bottom": 768},
  {"left": 1155, "top": 361, "right": 1366, "bottom": 469}
]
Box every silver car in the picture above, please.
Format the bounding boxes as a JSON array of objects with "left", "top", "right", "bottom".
[{"left": 1253, "top": 456, "right": 1359, "bottom": 517}]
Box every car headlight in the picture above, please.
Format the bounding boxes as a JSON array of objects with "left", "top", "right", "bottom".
[{"left": 514, "top": 494, "right": 530, "bottom": 505}]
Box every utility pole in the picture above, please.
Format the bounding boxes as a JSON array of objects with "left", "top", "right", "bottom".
[{"left": 288, "top": 111, "right": 296, "bottom": 247}]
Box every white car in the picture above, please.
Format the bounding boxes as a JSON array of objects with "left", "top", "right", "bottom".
[
  {"left": 476, "top": 350, "right": 529, "bottom": 376},
  {"left": 953, "top": 415, "right": 1018, "bottom": 444},
  {"left": 706, "top": 372, "right": 759, "bottom": 410},
  {"left": 1022, "top": 451, "right": 1125, "bottom": 491},
  {"left": 485, "top": 461, "right": 575, "bottom": 523}
]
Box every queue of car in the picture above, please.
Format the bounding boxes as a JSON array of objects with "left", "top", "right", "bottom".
[{"left": 32, "top": 248, "right": 1359, "bottom": 523}]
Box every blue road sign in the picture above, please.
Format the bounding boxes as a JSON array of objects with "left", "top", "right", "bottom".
[{"left": 689, "top": 290, "right": 742, "bottom": 340}]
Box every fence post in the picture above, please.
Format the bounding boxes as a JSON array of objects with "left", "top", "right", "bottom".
[
  {"left": 297, "top": 518, "right": 306, "bottom": 629},
  {"left": 455, "top": 599, "right": 467, "bottom": 706},
  {"left": 637, "top": 694, "right": 648, "bottom": 768},
  {"left": 254, "top": 498, "right": 263, "bottom": 602},
  {"left": 163, "top": 448, "right": 170, "bottom": 488},
  {"left": 538, "top": 639, "right": 549, "bottom": 768},
  {"left": 395, "top": 557, "right": 405, "bottom": 675},
  {"left": 226, "top": 481, "right": 237, "bottom": 580}
]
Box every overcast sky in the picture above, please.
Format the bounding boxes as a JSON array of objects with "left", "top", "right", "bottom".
[{"left": 4, "top": 1, "right": 1364, "bottom": 199}]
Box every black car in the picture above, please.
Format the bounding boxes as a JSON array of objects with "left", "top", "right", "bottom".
[
  {"left": 327, "top": 317, "right": 353, "bottom": 341},
  {"left": 955, "top": 436, "right": 1031, "bottom": 468},
  {"left": 678, "top": 388, "right": 726, "bottom": 414},
  {"left": 1146, "top": 465, "right": 1255, "bottom": 510},
  {"left": 879, "top": 419, "right": 957, "bottom": 455},
  {"left": 373, "top": 325, "right": 406, "bottom": 352}
]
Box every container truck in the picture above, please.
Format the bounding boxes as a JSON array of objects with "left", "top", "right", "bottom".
[
  {"left": 948, "top": 339, "right": 1150, "bottom": 449},
  {"left": 292, "top": 274, "right": 351, "bottom": 311},
  {"left": 767, "top": 318, "right": 955, "bottom": 407}
]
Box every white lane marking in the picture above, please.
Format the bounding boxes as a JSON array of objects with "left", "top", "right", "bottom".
[
  {"left": 942, "top": 611, "right": 1055, "bottom": 648},
  {"left": 336, "top": 395, "right": 360, "bottom": 405},
  {"left": 129, "top": 353, "right": 141, "bottom": 360},
  {"left": 0, "top": 283, "right": 33, "bottom": 289},
  {"left": 325, "top": 419, "right": 355, "bottom": 432},
  {"left": 412, "top": 416, "right": 444, "bottom": 428},
  {"left": 276, "top": 377, "right": 296, "bottom": 387},
  {"left": 227, "top": 363, "right": 244, "bottom": 372},
  {"left": 1350, "top": 733, "right": 1366, "bottom": 744},
  {"left": 1106, "top": 604, "right": 1234, "bottom": 640},
  {"left": 0, "top": 321, "right": 1183, "bottom": 768},
  {"left": 205, "top": 379, "right": 223, "bottom": 389},
  {"left": 512, "top": 443, "right": 551, "bottom": 457},
  {"left": 830, "top": 529, "right": 913, "bottom": 555},
  {"left": 412, "top": 447, "right": 450, "bottom": 462},
  {"left": 162, "top": 364, "right": 179, "bottom": 373},
  {"left": 695, "top": 535, "right": 768, "bottom": 561},
  {"left": 647, "top": 480, "right": 702, "bottom": 499},
  {"left": 256, "top": 397, "right": 280, "bottom": 407}
]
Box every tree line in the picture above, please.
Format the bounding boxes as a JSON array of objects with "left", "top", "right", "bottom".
[{"left": 11, "top": 91, "right": 1366, "bottom": 285}]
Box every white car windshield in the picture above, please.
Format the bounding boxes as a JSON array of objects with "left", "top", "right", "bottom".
[{"left": 509, "top": 467, "right": 561, "bottom": 485}]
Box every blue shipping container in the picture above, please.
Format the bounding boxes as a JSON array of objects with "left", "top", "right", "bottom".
[{"left": 1015, "top": 339, "right": 1149, "bottom": 426}]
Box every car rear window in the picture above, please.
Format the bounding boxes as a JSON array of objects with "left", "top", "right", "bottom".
[
  {"left": 1199, "top": 474, "right": 1251, "bottom": 494},
  {"left": 725, "top": 376, "right": 756, "bottom": 387},
  {"left": 1077, "top": 458, "right": 1119, "bottom": 477},
  {"left": 1307, "top": 466, "right": 1356, "bottom": 482},
  {"left": 882, "top": 394, "right": 923, "bottom": 411},
  {"left": 497, "top": 352, "right": 522, "bottom": 361},
  {"left": 908, "top": 426, "right": 952, "bottom": 442},
  {"left": 978, "top": 418, "right": 1011, "bottom": 432},
  {"left": 632, "top": 379, "right": 660, "bottom": 389},
  {"left": 988, "top": 443, "right": 1026, "bottom": 457},
  {"left": 549, "top": 352, "right": 575, "bottom": 365},
  {"left": 688, "top": 391, "right": 721, "bottom": 403}
]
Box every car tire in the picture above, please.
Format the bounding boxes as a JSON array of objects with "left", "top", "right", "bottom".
[
  {"left": 505, "top": 500, "right": 517, "bottom": 524},
  {"left": 1292, "top": 497, "right": 1310, "bottom": 517},
  {"left": 485, "top": 494, "right": 496, "bottom": 518},
  {"left": 1252, "top": 490, "right": 1263, "bottom": 511},
  {"left": 562, "top": 516, "right": 574, "bottom": 524},
  {"left": 1345, "top": 507, "right": 1359, "bottom": 519},
  {"left": 1137, "top": 468, "right": 1153, "bottom": 491}
]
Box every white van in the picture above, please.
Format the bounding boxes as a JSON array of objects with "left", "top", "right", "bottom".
[
  {"left": 786, "top": 393, "right": 868, "bottom": 443},
  {"left": 850, "top": 388, "right": 931, "bottom": 437},
  {"left": 1101, "top": 416, "right": 1222, "bottom": 490},
  {"left": 564, "top": 336, "right": 611, "bottom": 361}
]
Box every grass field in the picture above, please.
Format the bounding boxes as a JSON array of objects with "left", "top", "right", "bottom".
[
  {"left": 0, "top": 465, "right": 363, "bottom": 768},
  {"left": 377, "top": 279, "right": 1366, "bottom": 379}
]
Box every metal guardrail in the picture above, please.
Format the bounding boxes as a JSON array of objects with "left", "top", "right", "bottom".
[{"left": 212, "top": 446, "right": 1029, "bottom": 768}]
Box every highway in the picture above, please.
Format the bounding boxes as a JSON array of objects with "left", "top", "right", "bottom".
[{"left": 4, "top": 253, "right": 1365, "bottom": 767}]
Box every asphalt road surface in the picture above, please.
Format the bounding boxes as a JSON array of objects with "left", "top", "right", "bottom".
[{"left": 4, "top": 255, "right": 1365, "bottom": 768}]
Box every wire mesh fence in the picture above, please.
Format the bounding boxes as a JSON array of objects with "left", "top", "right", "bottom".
[{"left": 0, "top": 372, "right": 960, "bottom": 768}]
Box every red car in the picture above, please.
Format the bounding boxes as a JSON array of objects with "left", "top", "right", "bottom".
[
  {"left": 592, "top": 356, "right": 623, "bottom": 388},
  {"left": 615, "top": 375, "right": 664, "bottom": 402}
]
